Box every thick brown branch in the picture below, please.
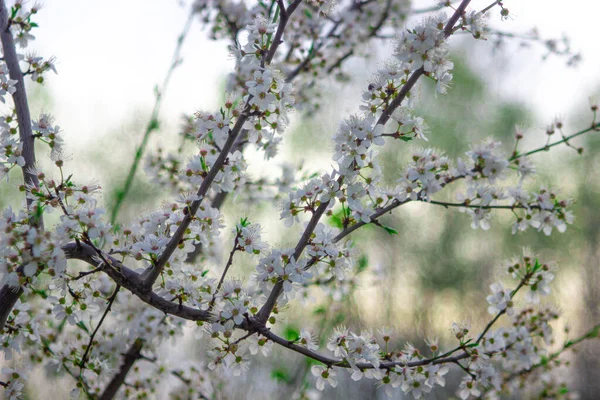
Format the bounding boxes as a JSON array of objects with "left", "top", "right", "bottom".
[
  {"left": 99, "top": 338, "right": 145, "bottom": 400},
  {"left": 63, "top": 242, "right": 213, "bottom": 323}
]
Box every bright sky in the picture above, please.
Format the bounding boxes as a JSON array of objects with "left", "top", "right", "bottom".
[
  {"left": 29, "top": 0, "right": 600, "bottom": 148},
  {"left": 480, "top": 0, "right": 600, "bottom": 121}
]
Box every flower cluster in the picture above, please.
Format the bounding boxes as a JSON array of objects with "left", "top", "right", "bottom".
[
  {"left": 254, "top": 248, "right": 311, "bottom": 301},
  {"left": 1, "top": 1, "right": 595, "bottom": 399},
  {"left": 279, "top": 173, "right": 339, "bottom": 227},
  {"left": 8, "top": 1, "right": 40, "bottom": 48},
  {"left": 115, "top": 200, "right": 222, "bottom": 265},
  {"left": 22, "top": 54, "right": 57, "bottom": 84},
  {"left": 0, "top": 174, "right": 109, "bottom": 290},
  {"left": 306, "top": 223, "right": 354, "bottom": 282},
  {"left": 212, "top": 279, "right": 255, "bottom": 326},
  {"left": 396, "top": 147, "right": 452, "bottom": 202},
  {"left": 332, "top": 114, "right": 384, "bottom": 177},
  {"left": 32, "top": 113, "right": 63, "bottom": 161},
  {"left": 327, "top": 326, "right": 381, "bottom": 369},
  {"left": 0, "top": 62, "right": 17, "bottom": 104},
  {"left": 395, "top": 14, "right": 454, "bottom": 93},
  {"left": 0, "top": 113, "right": 23, "bottom": 179},
  {"left": 303, "top": 251, "right": 565, "bottom": 399},
  {"left": 235, "top": 220, "right": 268, "bottom": 255}
]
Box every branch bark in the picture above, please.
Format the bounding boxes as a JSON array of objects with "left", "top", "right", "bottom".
[
  {"left": 0, "top": 0, "right": 42, "bottom": 333},
  {"left": 256, "top": 0, "right": 473, "bottom": 325},
  {"left": 99, "top": 338, "right": 145, "bottom": 400}
]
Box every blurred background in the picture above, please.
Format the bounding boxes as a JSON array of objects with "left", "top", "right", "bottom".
[{"left": 1, "top": 0, "right": 600, "bottom": 398}]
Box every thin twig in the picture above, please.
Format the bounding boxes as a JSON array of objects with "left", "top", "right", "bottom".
[
  {"left": 79, "top": 285, "right": 121, "bottom": 371},
  {"left": 510, "top": 122, "right": 600, "bottom": 161},
  {"left": 209, "top": 232, "right": 241, "bottom": 308}
]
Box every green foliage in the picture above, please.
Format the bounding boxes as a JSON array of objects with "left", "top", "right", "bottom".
[
  {"left": 270, "top": 367, "right": 292, "bottom": 383},
  {"left": 357, "top": 255, "right": 369, "bottom": 273},
  {"left": 283, "top": 325, "right": 300, "bottom": 341},
  {"left": 378, "top": 223, "right": 398, "bottom": 236}
]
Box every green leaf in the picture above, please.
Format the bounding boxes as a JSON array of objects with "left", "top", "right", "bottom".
[
  {"left": 76, "top": 321, "right": 90, "bottom": 334},
  {"left": 271, "top": 368, "right": 291, "bottom": 383},
  {"left": 112, "top": 222, "right": 122, "bottom": 233},
  {"left": 398, "top": 136, "right": 413, "bottom": 142},
  {"left": 357, "top": 255, "right": 369, "bottom": 273},
  {"left": 333, "top": 312, "right": 346, "bottom": 325},
  {"left": 31, "top": 288, "right": 48, "bottom": 299},
  {"left": 377, "top": 224, "right": 398, "bottom": 235},
  {"left": 239, "top": 217, "right": 250, "bottom": 227},
  {"left": 283, "top": 325, "right": 300, "bottom": 341},
  {"left": 313, "top": 306, "right": 327, "bottom": 315},
  {"left": 558, "top": 386, "right": 570, "bottom": 395},
  {"left": 328, "top": 208, "right": 345, "bottom": 229}
]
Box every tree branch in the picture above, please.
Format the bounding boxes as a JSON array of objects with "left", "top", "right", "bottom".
[
  {"left": 63, "top": 242, "right": 213, "bottom": 323},
  {"left": 141, "top": 106, "right": 251, "bottom": 289},
  {"left": 255, "top": 1, "right": 473, "bottom": 325},
  {"left": 79, "top": 285, "right": 121, "bottom": 371},
  {"left": 0, "top": 0, "right": 43, "bottom": 333},
  {"left": 99, "top": 338, "right": 145, "bottom": 400}
]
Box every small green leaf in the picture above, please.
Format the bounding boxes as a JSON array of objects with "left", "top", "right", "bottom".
[
  {"left": 313, "top": 306, "right": 326, "bottom": 315},
  {"left": 271, "top": 368, "right": 291, "bottom": 383},
  {"left": 239, "top": 217, "right": 250, "bottom": 227},
  {"left": 558, "top": 386, "right": 570, "bottom": 395},
  {"left": 357, "top": 255, "right": 369, "bottom": 273},
  {"left": 283, "top": 325, "right": 300, "bottom": 341},
  {"left": 377, "top": 224, "right": 398, "bottom": 235},
  {"left": 76, "top": 321, "right": 90, "bottom": 334},
  {"left": 31, "top": 288, "right": 48, "bottom": 299},
  {"left": 333, "top": 312, "right": 346, "bottom": 325},
  {"left": 328, "top": 208, "right": 345, "bottom": 229},
  {"left": 398, "top": 136, "right": 413, "bottom": 142}
]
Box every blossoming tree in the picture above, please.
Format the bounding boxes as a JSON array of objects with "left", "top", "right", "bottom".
[{"left": 1, "top": 0, "right": 599, "bottom": 399}]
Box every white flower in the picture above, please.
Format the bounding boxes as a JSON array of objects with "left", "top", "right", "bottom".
[
  {"left": 457, "top": 377, "right": 480, "bottom": 399},
  {"left": 486, "top": 282, "right": 512, "bottom": 315},
  {"left": 248, "top": 334, "right": 272, "bottom": 356},
  {"left": 311, "top": 365, "right": 337, "bottom": 390},
  {"left": 299, "top": 329, "right": 319, "bottom": 351},
  {"left": 236, "top": 223, "right": 268, "bottom": 254}
]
